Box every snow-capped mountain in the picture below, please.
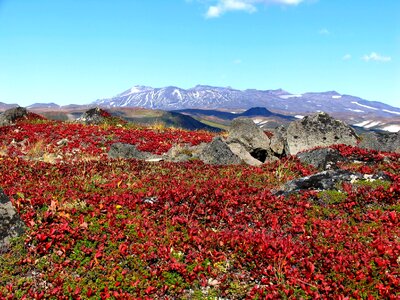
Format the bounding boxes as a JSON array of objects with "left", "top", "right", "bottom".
[
  {"left": 92, "top": 85, "right": 400, "bottom": 132},
  {"left": 94, "top": 85, "right": 400, "bottom": 119}
]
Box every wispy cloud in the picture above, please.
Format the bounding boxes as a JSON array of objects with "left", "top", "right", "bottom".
[
  {"left": 342, "top": 54, "right": 352, "bottom": 60},
  {"left": 318, "top": 28, "right": 329, "bottom": 35},
  {"left": 362, "top": 52, "right": 391, "bottom": 62},
  {"left": 233, "top": 58, "right": 242, "bottom": 64},
  {"left": 205, "top": 0, "right": 304, "bottom": 18}
]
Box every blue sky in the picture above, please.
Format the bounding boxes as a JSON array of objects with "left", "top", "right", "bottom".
[{"left": 0, "top": 0, "right": 399, "bottom": 107}]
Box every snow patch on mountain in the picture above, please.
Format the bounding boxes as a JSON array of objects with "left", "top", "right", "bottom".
[
  {"left": 351, "top": 102, "right": 378, "bottom": 110},
  {"left": 382, "top": 125, "right": 400, "bottom": 132},
  {"left": 382, "top": 109, "right": 400, "bottom": 115},
  {"left": 279, "top": 94, "right": 302, "bottom": 99},
  {"left": 354, "top": 120, "right": 384, "bottom": 128},
  {"left": 353, "top": 120, "right": 372, "bottom": 127},
  {"left": 346, "top": 108, "right": 364, "bottom": 113}
]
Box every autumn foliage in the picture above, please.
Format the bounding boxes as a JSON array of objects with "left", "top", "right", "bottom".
[{"left": 0, "top": 115, "right": 399, "bottom": 299}]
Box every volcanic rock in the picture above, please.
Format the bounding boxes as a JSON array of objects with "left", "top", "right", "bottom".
[
  {"left": 0, "top": 107, "right": 28, "bottom": 126},
  {"left": 359, "top": 131, "right": 400, "bottom": 153},
  {"left": 276, "top": 170, "right": 390, "bottom": 195},
  {"left": 0, "top": 188, "right": 26, "bottom": 248},
  {"left": 77, "top": 107, "right": 108, "bottom": 125},
  {"left": 297, "top": 148, "right": 346, "bottom": 171},
  {"left": 286, "top": 112, "right": 358, "bottom": 155},
  {"left": 199, "top": 137, "right": 243, "bottom": 165}
]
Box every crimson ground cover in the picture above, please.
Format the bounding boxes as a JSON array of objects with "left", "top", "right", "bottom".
[{"left": 0, "top": 118, "right": 399, "bottom": 299}]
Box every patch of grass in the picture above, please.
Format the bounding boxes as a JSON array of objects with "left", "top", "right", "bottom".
[
  {"left": 353, "top": 179, "right": 391, "bottom": 190},
  {"left": 317, "top": 190, "right": 347, "bottom": 205}
]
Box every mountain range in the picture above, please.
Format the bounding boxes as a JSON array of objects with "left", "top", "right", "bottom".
[
  {"left": 94, "top": 85, "right": 400, "bottom": 119},
  {"left": 1, "top": 85, "right": 399, "bottom": 133}
]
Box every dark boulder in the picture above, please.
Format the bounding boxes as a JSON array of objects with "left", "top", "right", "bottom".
[
  {"left": 297, "top": 148, "right": 346, "bottom": 171},
  {"left": 275, "top": 170, "right": 390, "bottom": 195},
  {"left": 0, "top": 189, "right": 26, "bottom": 248},
  {"left": 0, "top": 107, "right": 28, "bottom": 126}
]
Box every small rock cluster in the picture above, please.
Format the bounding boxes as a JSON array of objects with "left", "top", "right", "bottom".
[
  {"left": 108, "top": 118, "right": 277, "bottom": 166},
  {"left": 108, "top": 112, "right": 368, "bottom": 166}
]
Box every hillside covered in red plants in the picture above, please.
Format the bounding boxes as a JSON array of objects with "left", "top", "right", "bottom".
[{"left": 0, "top": 111, "right": 399, "bottom": 299}]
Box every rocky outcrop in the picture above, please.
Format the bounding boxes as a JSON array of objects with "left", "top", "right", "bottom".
[
  {"left": 0, "top": 189, "right": 25, "bottom": 247},
  {"left": 286, "top": 112, "right": 358, "bottom": 155},
  {"left": 0, "top": 107, "right": 28, "bottom": 126},
  {"left": 276, "top": 170, "right": 390, "bottom": 195},
  {"left": 77, "top": 107, "right": 109, "bottom": 125},
  {"left": 359, "top": 131, "right": 400, "bottom": 153},
  {"left": 199, "top": 137, "right": 243, "bottom": 165},
  {"left": 297, "top": 148, "right": 346, "bottom": 171}
]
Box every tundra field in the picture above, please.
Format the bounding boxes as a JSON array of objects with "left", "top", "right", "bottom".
[{"left": 0, "top": 111, "right": 399, "bottom": 299}]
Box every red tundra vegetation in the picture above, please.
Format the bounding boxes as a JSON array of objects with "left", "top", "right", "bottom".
[{"left": 0, "top": 115, "right": 399, "bottom": 299}]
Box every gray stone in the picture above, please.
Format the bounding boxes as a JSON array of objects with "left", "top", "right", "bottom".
[
  {"left": 164, "top": 143, "right": 204, "bottom": 162},
  {"left": 199, "top": 137, "right": 243, "bottom": 165},
  {"left": 77, "top": 107, "right": 107, "bottom": 125},
  {"left": 225, "top": 118, "right": 276, "bottom": 163},
  {"left": 286, "top": 112, "right": 358, "bottom": 155},
  {"left": 275, "top": 170, "right": 391, "bottom": 195},
  {"left": 0, "top": 189, "right": 26, "bottom": 248},
  {"left": 228, "top": 143, "right": 263, "bottom": 166},
  {"left": 297, "top": 148, "right": 346, "bottom": 170},
  {"left": 0, "top": 107, "right": 28, "bottom": 126},
  {"left": 359, "top": 131, "right": 400, "bottom": 153},
  {"left": 108, "top": 143, "right": 151, "bottom": 160},
  {"left": 226, "top": 118, "right": 271, "bottom": 152},
  {"left": 269, "top": 126, "right": 287, "bottom": 156}
]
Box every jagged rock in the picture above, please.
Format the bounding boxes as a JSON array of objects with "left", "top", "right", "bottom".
[
  {"left": 77, "top": 107, "right": 108, "bottom": 125},
  {"left": 359, "top": 131, "right": 400, "bottom": 153},
  {"left": 108, "top": 143, "right": 151, "bottom": 160},
  {"left": 297, "top": 148, "right": 346, "bottom": 170},
  {"left": 0, "top": 188, "right": 26, "bottom": 248},
  {"left": 199, "top": 137, "right": 243, "bottom": 165},
  {"left": 0, "top": 107, "right": 28, "bottom": 126},
  {"left": 275, "top": 170, "right": 390, "bottom": 195},
  {"left": 286, "top": 112, "right": 358, "bottom": 155}
]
